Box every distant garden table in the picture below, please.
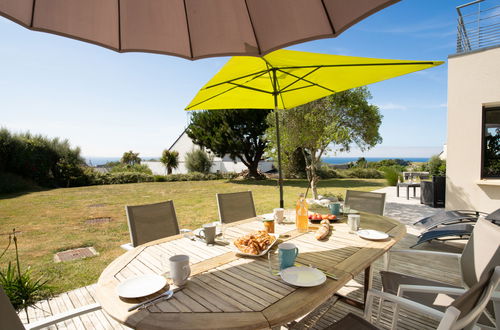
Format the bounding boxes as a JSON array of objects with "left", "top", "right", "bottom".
[
  {"left": 96, "top": 213, "right": 405, "bottom": 329},
  {"left": 397, "top": 182, "right": 421, "bottom": 200}
]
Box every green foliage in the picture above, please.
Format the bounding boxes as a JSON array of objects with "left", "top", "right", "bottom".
[
  {"left": 186, "top": 109, "right": 270, "bottom": 178},
  {"left": 426, "top": 155, "right": 446, "bottom": 176},
  {"left": 0, "top": 230, "right": 51, "bottom": 320},
  {"left": 0, "top": 128, "right": 86, "bottom": 189},
  {"left": 344, "top": 168, "right": 384, "bottom": 179},
  {"left": 185, "top": 149, "right": 213, "bottom": 174},
  {"left": 355, "top": 157, "right": 368, "bottom": 168},
  {"left": 109, "top": 163, "right": 152, "bottom": 174},
  {"left": 484, "top": 128, "right": 500, "bottom": 177},
  {"left": 0, "top": 172, "right": 38, "bottom": 194},
  {"left": 283, "top": 148, "right": 309, "bottom": 178},
  {"left": 383, "top": 167, "right": 400, "bottom": 186},
  {"left": 121, "top": 150, "right": 141, "bottom": 165},
  {"left": 160, "top": 150, "right": 180, "bottom": 175},
  {"left": 317, "top": 166, "right": 343, "bottom": 179},
  {"left": 266, "top": 87, "right": 382, "bottom": 199}
]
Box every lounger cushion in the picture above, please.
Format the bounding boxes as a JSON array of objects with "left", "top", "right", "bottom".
[{"left": 324, "top": 313, "right": 379, "bottom": 330}]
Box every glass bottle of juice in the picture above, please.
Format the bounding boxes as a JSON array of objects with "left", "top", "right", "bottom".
[{"left": 295, "top": 193, "right": 309, "bottom": 233}]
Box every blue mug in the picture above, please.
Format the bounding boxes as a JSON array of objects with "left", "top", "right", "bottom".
[
  {"left": 329, "top": 202, "right": 341, "bottom": 216},
  {"left": 278, "top": 243, "right": 298, "bottom": 270}
]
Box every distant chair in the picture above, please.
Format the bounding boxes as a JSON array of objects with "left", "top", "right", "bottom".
[
  {"left": 121, "top": 200, "right": 180, "bottom": 250},
  {"left": 0, "top": 285, "right": 101, "bottom": 330},
  {"left": 216, "top": 191, "right": 256, "bottom": 225},
  {"left": 344, "top": 190, "right": 386, "bottom": 216}
]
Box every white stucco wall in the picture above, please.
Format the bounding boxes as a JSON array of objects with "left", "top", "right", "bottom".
[{"left": 446, "top": 46, "right": 500, "bottom": 212}]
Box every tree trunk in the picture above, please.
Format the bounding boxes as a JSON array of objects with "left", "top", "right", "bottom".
[
  {"left": 167, "top": 166, "right": 172, "bottom": 175},
  {"left": 247, "top": 160, "right": 260, "bottom": 179},
  {"left": 309, "top": 162, "right": 319, "bottom": 200}
]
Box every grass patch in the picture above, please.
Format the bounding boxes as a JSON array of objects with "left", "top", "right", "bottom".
[{"left": 0, "top": 178, "right": 385, "bottom": 294}]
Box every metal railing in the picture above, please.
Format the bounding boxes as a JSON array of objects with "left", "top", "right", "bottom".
[{"left": 456, "top": 0, "right": 500, "bottom": 53}]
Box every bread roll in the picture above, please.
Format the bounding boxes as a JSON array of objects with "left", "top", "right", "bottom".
[{"left": 315, "top": 220, "right": 330, "bottom": 240}]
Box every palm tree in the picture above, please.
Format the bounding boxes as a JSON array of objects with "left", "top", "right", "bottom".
[
  {"left": 121, "top": 151, "right": 141, "bottom": 166},
  {"left": 160, "top": 150, "right": 179, "bottom": 175}
]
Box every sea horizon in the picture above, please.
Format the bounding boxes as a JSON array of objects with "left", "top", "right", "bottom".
[{"left": 85, "top": 156, "right": 430, "bottom": 166}]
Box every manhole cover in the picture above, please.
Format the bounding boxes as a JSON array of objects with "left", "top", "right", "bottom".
[
  {"left": 85, "top": 217, "right": 113, "bottom": 224},
  {"left": 54, "top": 247, "right": 98, "bottom": 262},
  {"left": 88, "top": 203, "right": 106, "bottom": 208}
]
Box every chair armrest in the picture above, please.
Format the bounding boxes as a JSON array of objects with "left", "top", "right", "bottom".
[
  {"left": 397, "top": 284, "right": 465, "bottom": 297},
  {"left": 384, "top": 249, "right": 461, "bottom": 270},
  {"left": 365, "top": 289, "right": 445, "bottom": 322},
  {"left": 180, "top": 228, "right": 192, "bottom": 233},
  {"left": 25, "top": 303, "right": 101, "bottom": 330}
]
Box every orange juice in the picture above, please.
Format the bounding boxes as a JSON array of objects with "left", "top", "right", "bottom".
[{"left": 295, "top": 193, "right": 309, "bottom": 233}]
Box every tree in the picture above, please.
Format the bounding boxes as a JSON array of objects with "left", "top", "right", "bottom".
[
  {"left": 186, "top": 109, "right": 271, "bottom": 178},
  {"left": 185, "top": 149, "right": 213, "bottom": 173},
  {"left": 121, "top": 151, "right": 141, "bottom": 166},
  {"left": 160, "top": 150, "right": 179, "bottom": 175},
  {"left": 266, "top": 87, "right": 382, "bottom": 199}
]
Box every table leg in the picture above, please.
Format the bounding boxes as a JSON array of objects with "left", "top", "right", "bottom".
[
  {"left": 406, "top": 186, "right": 410, "bottom": 200},
  {"left": 397, "top": 185, "right": 400, "bottom": 197},
  {"left": 413, "top": 186, "right": 416, "bottom": 197},
  {"left": 364, "top": 265, "right": 373, "bottom": 305}
]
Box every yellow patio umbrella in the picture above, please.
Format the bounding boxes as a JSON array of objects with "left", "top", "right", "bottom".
[{"left": 186, "top": 49, "right": 443, "bottom": 207}]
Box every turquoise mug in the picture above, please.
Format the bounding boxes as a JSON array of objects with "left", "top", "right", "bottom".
[
  {"left": 329, "top": 202, "right": 341, "bottom": 216},
  {"left": 278, "top": 243, "right": 298, "bottom": 270}
]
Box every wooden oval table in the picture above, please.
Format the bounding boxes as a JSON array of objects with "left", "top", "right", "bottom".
[{"left": 96, "top": 212, "right": 405, "bottom": 330}]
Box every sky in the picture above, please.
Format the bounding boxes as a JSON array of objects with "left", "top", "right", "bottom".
[{"left": 0, "top": 0, "right": 465, "bottom": 160}]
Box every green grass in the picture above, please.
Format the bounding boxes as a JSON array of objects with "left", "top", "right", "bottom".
[{"left": 0, "top": 178, "right": 386, "bottom": 294}]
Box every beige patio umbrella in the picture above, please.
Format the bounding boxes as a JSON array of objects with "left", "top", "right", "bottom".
[{"left": 0, "top": 0, "right": 399, "bottom": 60}]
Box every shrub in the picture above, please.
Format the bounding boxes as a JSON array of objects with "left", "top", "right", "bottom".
[
  {"left": 109, "top": 163, "right": 152, "bottom": 175},
  {"left": 185, "top": 149, "right": 213, "bottom": 174},
  {"left": 427, "top": 155, "right": 446, "bottom": 176},
  {"left": 0, "top": 172, "right": 38, "bottom": 194},
  {"left": 317, "top": 166, "right": 344, "bottom": 179},
  {"left": 343, "top": 168, "right": 383, "bottom": 179},
  {"left": 383, "top": 167, "right": 400, "bottom": 186}
]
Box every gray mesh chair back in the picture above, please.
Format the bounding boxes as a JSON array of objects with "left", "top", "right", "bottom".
[
  {"left": 217, "top": 191, "right": 257, "bottom": 224},
  {"left": 460, "top": 217, "right": 500, "bottom": 288},
  {"left": 0, "top": 286, "right": 24, "bottom": 330},
  {"left": 126, "top": 201, "right": 180, "bottom": 247},
  {"left": 345, "top": 190, "right": 386, "bottom": 216}
]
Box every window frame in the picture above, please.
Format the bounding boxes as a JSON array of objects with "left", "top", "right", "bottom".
[{"left": 481, "top": 106, "right": 500, "bottom": 179}]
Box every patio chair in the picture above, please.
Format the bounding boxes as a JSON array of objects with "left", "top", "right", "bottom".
[
  {"left": 121, "top": 200, "right": 181, "bottom": 250},
  {"left": 381, "top": 217, "right": 500, "bottom": 327},
  {"left": 0, "top": 285, "right": 101, "bottom": 330},
  {"left": 411, "top": 208, "right": 499, "bottom": 247},
  {"left": 311, "top": 266, "right": 500, "bottom": 330},
  {"left": 344, "top": 190, "right": 386, "bottom": 216},
  {"left": 216, "top": 191, "right": 256, "bottom": 224}
]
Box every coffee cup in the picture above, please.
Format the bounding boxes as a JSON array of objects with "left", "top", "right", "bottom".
[
  {"left": 169, "top": 255, "right": 190, "bottom": 287},
  {"left": 273, "top": 208, "right": 285, "bottom": 224},
  {"left": 329, "top": 202, "right": 341, "bottom": 216},
  {"left": 348, "top": 214, "right": 360, "bottom": 233},
  {"left": 199, "top": 224, "right": 216, "bottom": 244},
  {"left": 278, "top": 242, "right": 298, "bottom": 270}
]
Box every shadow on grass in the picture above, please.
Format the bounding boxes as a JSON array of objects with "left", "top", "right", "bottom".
[
  {"left": 228, "top": 178, "right": 386, "bottom": 189},
  {"left": 0, "top": 187, "right": 49, "bottom": 200}
]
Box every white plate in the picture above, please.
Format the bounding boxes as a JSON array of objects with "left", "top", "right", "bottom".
[
  {"left": 232, "top": 233, "right": 280, "bottom": 257},
  {"left": 192, "top": 222, "right": 222, "bottom": 237},
  {"left": 357, "top": 229, "right": 389, "bottom": 241},
  {"left": 280, "top": 266, "right": 326, "bottom": 287},
  {"left": 116, "top": 275, "right": 168, "bottom": 299}
]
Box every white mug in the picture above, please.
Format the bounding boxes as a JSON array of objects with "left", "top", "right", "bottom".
[
  {"left": 169, "top": 255, "right": 191, "bottom": 287},
  {"left": 348, "top": 214, "right": 360, "bottom": 233},
  {"left": 273, "top": 208, "right": 285, "bottom": 224}
]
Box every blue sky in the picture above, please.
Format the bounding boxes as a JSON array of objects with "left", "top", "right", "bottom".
[{"left": 0, "top": 0, "right": 463, "bottom": 159}]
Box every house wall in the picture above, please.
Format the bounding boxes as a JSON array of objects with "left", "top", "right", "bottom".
[{"left": 446, "top": 46, "right": 500, "bottom": 213}]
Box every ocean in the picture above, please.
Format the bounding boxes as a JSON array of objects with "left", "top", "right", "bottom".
[
  {"left": 322, "top": 157, "right": 429, "bottom": 164},
  {"left": 85, "top": 156, "right": 429, "bottom": 166}
]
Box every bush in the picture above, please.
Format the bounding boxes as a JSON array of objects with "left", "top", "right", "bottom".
[
  {"left": 0, "top": 172, "right": 39, "bottom": 194},
  {"left": 185, "top": 149, "right": 213, "bottom": 174},
  {"left": 109, "top": 163, "right": 152, "bottom": 175},
  {"left": 317, "top": 166, "right": 344, "bottom": 179},
  {"left": 427, "top": 155, "right": 446, "bottom": 176},
  {"left": 343, "top": 168, "right": 383, "bottom": 179},
  {"left": 383, "top": 167, "right": 400, "bottom": 186}
]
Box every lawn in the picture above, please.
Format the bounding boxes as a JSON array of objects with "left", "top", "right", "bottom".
[{"left": 0, "top": 178, "right": 386, "bottom": 294}]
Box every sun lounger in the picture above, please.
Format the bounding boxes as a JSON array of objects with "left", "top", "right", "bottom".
[{"left": 412, "top": 208, "right": 500, "bottom": 248}]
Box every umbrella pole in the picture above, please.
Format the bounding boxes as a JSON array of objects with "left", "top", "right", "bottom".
[{"left": 274, "top": 108, "right": 284, "bottom": 208}]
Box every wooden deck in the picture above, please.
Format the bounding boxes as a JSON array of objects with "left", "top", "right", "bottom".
[{"left": 18, "top": 230, "right": 463, "bottom": 330}]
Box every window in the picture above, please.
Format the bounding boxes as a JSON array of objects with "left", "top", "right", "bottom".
[{"left": 482, "top": 107, "right": 500, "bottom": 178}]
